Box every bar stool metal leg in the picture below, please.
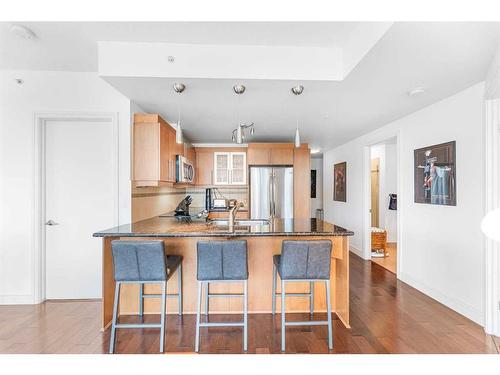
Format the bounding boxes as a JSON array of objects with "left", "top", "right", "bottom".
[
  {"left": 109, "top": 281, "right": 121, "bottom": 354},
  {"left": 178, "top": 262, "right": 183, "bottom": 316},
  {"left": 195, "top": 281, "right": 202, "bottom": 352},
  {"left": 325, "top": 279, "right": 333, "bottom": 350},
  {"left": 243, "top": 280, "right": 248, "bottom": 351},
  {"left": 205, "top": 282, "right": 209, "bottom": 316},
  {"left": 281, "top": 279, "right": 286, "bottom": 352},
  {"left": 139, "top": 283, "right": 144, "bottom": 317},
  {"left": 159, "top": 281, "right": 167, "bottom": 352},
  {"left": 309, "top": 281, "right": 314, "bottom": 316},
  {"left": 272, "top": 263, "right": 277, "bottom": 315}
]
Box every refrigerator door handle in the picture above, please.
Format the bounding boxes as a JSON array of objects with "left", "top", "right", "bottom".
[
  {"left": 269, "top": 171, "right": 273, "bottom": 218},
  {"left": 273, "top": 169, "right": 278, "bottom": 217}
]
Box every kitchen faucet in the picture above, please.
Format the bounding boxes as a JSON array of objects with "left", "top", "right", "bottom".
[{"left": 228, "top": 201, "right": 245, "bottom": 232}]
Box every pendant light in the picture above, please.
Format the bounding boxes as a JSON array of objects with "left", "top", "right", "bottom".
[
  {"left": 294, "top": 126, "right": 301, "bottom": 148},
  {"left": 291, "top": 85, "right": 304, "bottom": 148},
  {"left": 231, "top": 84, "right": 255, "bottom": 143},
  {"left": 173, "top": 83, "right": 186, "bottom": 144}
]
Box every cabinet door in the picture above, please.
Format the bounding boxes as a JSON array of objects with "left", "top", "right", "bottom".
[
  {"left": 247, "top": 146, "right": 270, "bottom": 165},
  {"left": 159, "top": 124, "right": 170, "bottom": 181},
  {"left": 195, "top": 150, "right": 213, "bottom": 185},
  {"left": 271, "top": 148, "right": 294, "bottom": 165},
  {"left": 214, "top": 152, "right": 230, "bottom": 185},
  {"left": 230, "top": 152, "right": 247, "bottom": 185},
  {"left": 166, "top": 127, "right": 177, "bottom": 182},
  {"left": 133, "top": 122, "right": 160, "bottom": 181}
]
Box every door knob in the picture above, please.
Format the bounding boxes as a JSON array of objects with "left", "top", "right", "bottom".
[{"left": 45, "top": 220, "right": 59, "bottom": 226}]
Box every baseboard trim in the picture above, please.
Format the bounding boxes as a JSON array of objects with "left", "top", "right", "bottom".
[
  {"left": 399, "top": 272, "right": 484, "bottom": 326},
  {"left": 0, "top": 294, "right": 34, "bottom": 305},
  {"left": 349, "top": 245, "right": 364, "bottom": 258}
]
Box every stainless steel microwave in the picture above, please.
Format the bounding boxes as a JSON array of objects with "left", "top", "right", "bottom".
[{"left": 176, "top": 155, "right": 195, "bottom": 183}]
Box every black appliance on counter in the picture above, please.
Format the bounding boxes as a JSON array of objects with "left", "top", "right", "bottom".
[
  {"left": 174, "top": 195, "right": 192, "bottom": 217},
  {"left": 205, "top": 188, "right": 213, "bottom": 210}
]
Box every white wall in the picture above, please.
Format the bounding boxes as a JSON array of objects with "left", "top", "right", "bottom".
[
  {"left": 323, "top": 82, "right": 485, "bottom": 325},
  {"left": 0, "top": 70, "right": 132, "bottom": 304},
  {"left": 310, "top": 157, "right": 323, "bottom": 217}
]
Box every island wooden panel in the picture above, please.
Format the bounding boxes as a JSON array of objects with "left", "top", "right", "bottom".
[{"left": 101, "top": 235, "right": 349, "bottom": 330}]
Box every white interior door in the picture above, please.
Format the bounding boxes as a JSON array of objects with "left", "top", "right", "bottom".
[{"left": 45, "top": 119, "right": 116, "bottom": 299}]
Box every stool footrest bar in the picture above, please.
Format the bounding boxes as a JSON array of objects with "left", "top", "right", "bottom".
[
  {"left": 208, "top": 293, "right": 244, "bottom": 298},
  {"left": 274, "top": 292, "right": 312, "bottom": 297},
  {"left": 115, "top": 323, "right": 162, "bottom": 329},
  {"left": 199, "top": 322, "right": 245, "bottom": 327},
  {"left": 284, "top": 321, "right": 328, "bottom": 326},
  {"left": 143, "top": 293, "right": 180, "bottom": 298}
]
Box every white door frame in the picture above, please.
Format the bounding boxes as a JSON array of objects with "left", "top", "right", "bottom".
[
  {"left": 484, "top": 99, "right": 500, "bottom": 336},
  {"left": 362, "top": 130, "right": 402, "bottom": 277},
  {"left": 33, "top": 112, "right": 119, "bottom": 304}
]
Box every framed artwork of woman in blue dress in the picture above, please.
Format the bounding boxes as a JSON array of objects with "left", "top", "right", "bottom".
[{"left": 414, "top": 141, "right": 456, "bottom": 206}]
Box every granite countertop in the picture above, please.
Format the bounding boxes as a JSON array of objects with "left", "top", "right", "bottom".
[{"left": 93, "top": 217, "right": 354, "bottom": 238}]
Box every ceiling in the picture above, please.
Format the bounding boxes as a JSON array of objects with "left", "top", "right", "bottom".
[
  {"left": 0, "top": 22, "right": 380, "bottom": 72},
  {"left": 2, "top": 22, "right": 500, "bottom": 151},
  {"left": 103, "top": 22, "right": 500, "bottom": 150}
]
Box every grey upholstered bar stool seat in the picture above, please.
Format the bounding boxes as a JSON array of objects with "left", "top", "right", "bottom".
[
  {"left": 195, "top": 240, "right": 248, "bottom": 352},
  {"left": 109, "top": 240, "right": 183, "bottom": 354},
  {"left": 272, "top": 240, "right": 333, "bottom": 351}
]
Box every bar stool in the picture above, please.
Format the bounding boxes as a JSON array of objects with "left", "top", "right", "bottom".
[
  {"left": 109, "top": 240, "right": 183, "bottom": 354},
  {"left": 195, "top": 240, "right": 248, "bottom": 352},
  {"left": 139, "top": 257, "right": 183, "bottom": 316},
  {"left": 272, "top": 240, "right": 333, "bottom": 352}
]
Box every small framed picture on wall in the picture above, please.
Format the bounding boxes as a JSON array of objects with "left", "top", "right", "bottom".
[{"left": 334, "top": 162, "right": 347, "bottom": 202}]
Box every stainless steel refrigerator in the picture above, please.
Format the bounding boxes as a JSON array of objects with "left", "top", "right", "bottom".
[{"left": 250, "top": 167, "right": 294, "bottom": 219}]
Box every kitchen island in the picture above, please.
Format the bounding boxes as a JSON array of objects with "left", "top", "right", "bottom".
[{"left": 93, "top": 217, "right": 353, "bottom": 330}]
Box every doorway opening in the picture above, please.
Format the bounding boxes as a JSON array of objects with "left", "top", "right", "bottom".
[{"left": 369, "top": 138, "right": 398, "bottom": 273}]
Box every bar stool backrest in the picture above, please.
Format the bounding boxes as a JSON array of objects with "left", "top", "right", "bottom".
[
  {"left": 280, "top": 240, "right": 332, "bottom": 279},
  {"left": 197, "top": 240, "right": 248, "bottom": 281},
  {"left": 111, "top": 240, "right": 167, "bottom": 281}
]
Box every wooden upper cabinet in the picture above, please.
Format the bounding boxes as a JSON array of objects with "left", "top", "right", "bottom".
[
  {"left": 133, "top": 122, "right": 160, "bottom": 181},
  {"left": 230, "top": 152, "right": 246, "bottom": 184},
  {"left": 213, "top": 152, "right": 247, "bottom": 185},
  {"left": 247, "top": 145, "right": 271, "bottom": 165},
  {"left": 195, "top": 149, "right": 213, "bottom": 186},
  {"left": 271, "top": 147, "right": 294, "bottom": 165},
  {"left": 194, "top": 147, "right": 248, "bottom": 186},
  {"left": 132, "top": 114, "right": 178, "bottom": 186},
  {"left": 247, "top": 143, "right": 294, "bottom": 165}
]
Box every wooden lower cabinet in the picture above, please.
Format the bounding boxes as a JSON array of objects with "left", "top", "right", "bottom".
[{"left": 101, "top": 235, "right": 350, "bottom": 329}]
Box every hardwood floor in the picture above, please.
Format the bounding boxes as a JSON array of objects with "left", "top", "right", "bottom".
[
  {"left": 371, "top": 242, "right": 397, "bottom": 274},
  {"left": 0, "top": 254, "right": 498, "bottom": 354}
]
